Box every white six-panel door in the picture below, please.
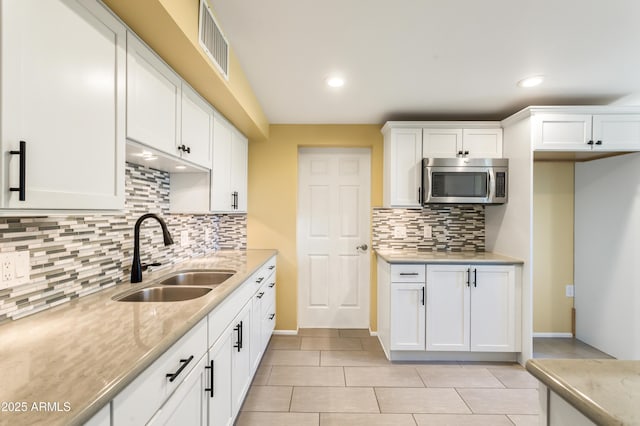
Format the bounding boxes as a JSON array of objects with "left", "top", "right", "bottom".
[{"left": 298, "top": 148, "right": 371, "bottom": 328}]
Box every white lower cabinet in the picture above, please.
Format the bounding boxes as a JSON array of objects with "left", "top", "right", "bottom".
[
  {"left": 378, "top": 258, "right": 521, "bottom": 359},
  {"left": 390, "top": 283, "right": 425, "bottom": 351},
  {"left": 107, "top": 256, "right": 276, "bottom": 426},
  {"left": 112, "top": 320, "right": 208, "bottom": 425},
  {"left": 426, "top": 264, "right": 519, "bottom": 352},
  {"left": 230, "top": 301, "right": 252, "bottom": 414},
  {"left": 207, "top": 326, "right": 233, "bottom": 426},
  {"left": 148, "top": 354, "right": 208, "bottom": 426}
]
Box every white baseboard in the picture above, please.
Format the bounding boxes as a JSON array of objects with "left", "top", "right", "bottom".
[
  {"left": 533, "top": 332, "right": 573, "bottom": 338},
  {"left": 273, "top": 329, "right": 298, "bottom": 335}
]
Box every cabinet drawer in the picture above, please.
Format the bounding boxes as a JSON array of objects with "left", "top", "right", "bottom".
[
  {"left": 208, "top": 281, "right": 255, "bottom": 347},
  {"left": 112, "top": 319, "right": 207, "bottom": 425},
  {"left": 391, "top": 264, "right": 425, "bottom": 282}
]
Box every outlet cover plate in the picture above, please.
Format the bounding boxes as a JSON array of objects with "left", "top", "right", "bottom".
[
  {"left": 566, "top": 284, "right": 574, "bottom": 298},
  {"left": 423, "top": 225, "right": 432, "bottom": 239},
  {"left": 393, "top": 226, "right": 407, "bottom": 238}
]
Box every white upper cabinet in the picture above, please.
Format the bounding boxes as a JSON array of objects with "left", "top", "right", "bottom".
[
  {"left": 422, "top": 127, "right": 502, "bottom": 158},
  {"left": 462, "top": 128, "right": 503, "bottom": 158},
  {"left": 382, "top": 127, "right": 423, "bottom": 208},
  {"left": 126, "top": 32, "right": 181, "bottom": 156},
  {"left": 1, "top": 0, "right": 126, "bottom": 210},
  {"left": 532, "top": 113, "right": 640, "bottom": 151},
  {"left": 422, "top": 129, "right": 463, "bottom": 158},
  {"left": 591, "top": 114, "right": 640, "bottom": 151},
  {"left": 532, "top": 114, "right": 593, "bottom": 151},
  {"left": 180, "top": 83, "right": 213, "bottom": 169},
  {"left": 211, "top": 114, "right": 248, "bottom": 212}
]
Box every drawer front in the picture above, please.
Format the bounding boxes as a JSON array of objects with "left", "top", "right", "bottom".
[
  {"left": 391, "top": 264, "right": 426, "bottom": 282},
  {"left": 113, "top": 319, "right": 207, "bottom": 425},
  {"left": 208, "top": 281, "right": 255, "bottom": 346}
]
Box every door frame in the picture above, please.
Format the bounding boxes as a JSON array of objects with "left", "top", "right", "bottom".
[{"left": 296, "top": 147, "right": 372, "bottom": 329}]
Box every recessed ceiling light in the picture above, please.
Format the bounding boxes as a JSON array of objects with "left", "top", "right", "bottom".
[
  {"left": 175, "top": 165, "right": 186, "bottom": 170},
  {"left": 517, "top": 75, "right": 544, "bottom": 88},
  {"left": 143, "top": 156, "right": 158, "bottom": 161},
  {"left": 326, "top": 77, "right": 345, "bottom": 88}
]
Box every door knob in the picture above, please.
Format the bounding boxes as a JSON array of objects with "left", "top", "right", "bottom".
[{"left": 356, "top": 244, "right": 368, "bottom": 251}]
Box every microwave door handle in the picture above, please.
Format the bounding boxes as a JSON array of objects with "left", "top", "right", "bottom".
[{"left": 487, "top": 170, "right": 492, "bottom": 201}]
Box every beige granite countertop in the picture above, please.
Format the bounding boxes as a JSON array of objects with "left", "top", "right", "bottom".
[
  {"left": 526, "top": 359, "right": 640, "bottom": 426},
  {"left": 375, "top": 249, "right": 523, "bottom": 264},
  {"left": 0, "top": 249, "right": 277, "bottom": 426}
]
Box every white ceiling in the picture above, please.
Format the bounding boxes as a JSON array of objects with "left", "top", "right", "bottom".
[{"left": 210, "top": 0, "right": 640, "bottom": 124}]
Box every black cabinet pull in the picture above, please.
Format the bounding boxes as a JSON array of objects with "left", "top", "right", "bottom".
[
  {"left": 466, "top": 268, "right": 471, "bottom": 287},
  {"left": 268, "top": 282, "right": 275, "bottom": 288},
  {"left": 234, "top": 321, "right": 243, "bottom": 352},
  {"left": 595, "top": 140, "right": 602, "bottom": 145},
  {"left": 257, "top": 291, "right": 265, "bottom": 299},
  {"left": 269, "top": 313, "right": 275, "bottom": 320},
  {"left": 399, "top": 272, "right": 419, "bottom": 276},
  {"left": 417, "top": 186, "right": 421, "bottom": 204},
  {"left": 473, "top": 269, "right": 478, "bottom": 287},
  {"left": 231, "top": 191, "right": 239, "bottom": 209},
  {"left": 421, "top": 286, "right": 425, "bottom": 306},
  {"left": 587, "top": 140, "right": 594, "bottom": 145},
  {"left": 166, "top": 355, "right": 194, "bottom": 382},
  {"left": 457, "top": 150, "right": 463, "bottom": 156},
  {"left": 268, "top": 265, "right": 275, "bottom": 270},
  {"left": 464, "top": 150, "right": 469, "bottom": 156},
  {"left": 256, "top": 277, "right": 264, "bottom": 284},
  {"left": 178, "top": 144, "right": 191, "bottom": 154},
  {"left": 9, "top": 140, "right": 26, "bottom": 201},
  {"left": 204, "top": 360, "right": 214, "bottom": 397}
]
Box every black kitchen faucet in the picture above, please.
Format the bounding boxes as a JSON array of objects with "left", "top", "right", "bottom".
[{"left": 130, "top": 213, "right": 174, "bottom": 283}]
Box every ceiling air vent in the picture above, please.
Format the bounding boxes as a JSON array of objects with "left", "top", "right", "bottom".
[{"left": 199, "top": 0, "right": 229, "bottom": 79}]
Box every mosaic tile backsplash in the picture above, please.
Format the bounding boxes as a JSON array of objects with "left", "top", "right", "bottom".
[
  {"left": 0, "top": 163, "right": 246, "bottom": 322},
  {"left": 372, "top": 206, "right": 485, "bottom": 252}
]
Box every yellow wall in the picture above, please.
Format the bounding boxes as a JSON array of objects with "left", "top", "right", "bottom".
[
  {"left": 533, "top": 162, "right": 574, "bottom": 333},
  {"left": 247, "top": 125, "right": 383, "bottom": 331}
]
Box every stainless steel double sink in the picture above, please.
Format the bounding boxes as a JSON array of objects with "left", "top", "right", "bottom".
[{"left": 113, "top": 270, "right": 235, "bottom": 302}]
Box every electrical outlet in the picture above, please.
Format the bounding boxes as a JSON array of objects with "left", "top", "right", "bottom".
[
  {"left": 181, "top": 230, "right": 189, "bottom": 246},
  {"left": 423, "top": 225, "right": 432, "bottom": 239},
  {"left": 3, "top": 255, "right": 14, "bottom": 282},
  {"left": 393, "top": 226, "right": 407, "bottom": 238},
  {"left": 566, "top": 284, "right": 574, "bottom": 298}
]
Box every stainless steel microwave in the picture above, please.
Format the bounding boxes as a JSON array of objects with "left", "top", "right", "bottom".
[{"left": 422, "top": 158, "right": 508, "bottom": 204}]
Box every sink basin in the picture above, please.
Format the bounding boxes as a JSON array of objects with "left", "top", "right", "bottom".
[
  {"left": 114, "top": 286, "right": 212, "bottom": 302},
  {"left": 159, "top": 270, "right": 235, "bottom": 287}
]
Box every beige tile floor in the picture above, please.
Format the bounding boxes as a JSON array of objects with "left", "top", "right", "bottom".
[{"left": 236, "top": 329, "right": 540, "bottom": 426}]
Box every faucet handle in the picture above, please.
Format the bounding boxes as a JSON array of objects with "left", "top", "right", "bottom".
[{"left": 142, "top": 262, "right": 161, "bottom": 271}]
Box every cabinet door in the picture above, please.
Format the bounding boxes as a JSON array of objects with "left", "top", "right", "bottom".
[
  {"left": 1, "top": 0, "right": 125, "bottom": 210},
  {"left": 385, "top": 128, "right": 423, "bottom": 207},
  {"left": 211, "top": 114, "right": 233, "bottom": 211},
  {"left": 181, "top": 83, "right": 213, "bottom": 168},
  {"left": 250, "top": 284, "right": 266, "bottom": 373},
  {"left": 470, "top": 265, "right": 517, "bottom": 352},
  {"left": 592, "top": 114, "right": 640, "bottom": 151},
  {"left": 422, "top": 128, "right": 462, "bottom": 158},
  {"left": 532, "top": 114, "right": 593, "bottom": 151},
  {"left": 147, "top": 354, "right": 207, "bottom": 426},
  {"left": 425, "top": 265, "right": 470, "bottom": 351},
  {"left": 463, "top": 129, "right": 503, "bottom": 158},
  {"left": 208, "top": 331, "right": 233, "bottom": 426},
  {"left": 390, "top": 283, "right": 425, "bottom": 351},
  {"left": 231, "top": 130, "right": 249, "bottom": 212},
  {"left": 231, "top": 301, "right": 252, "bottom": 414},
  {"left": 126, "top": 32, "right": 181, "bottom": 156}
]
